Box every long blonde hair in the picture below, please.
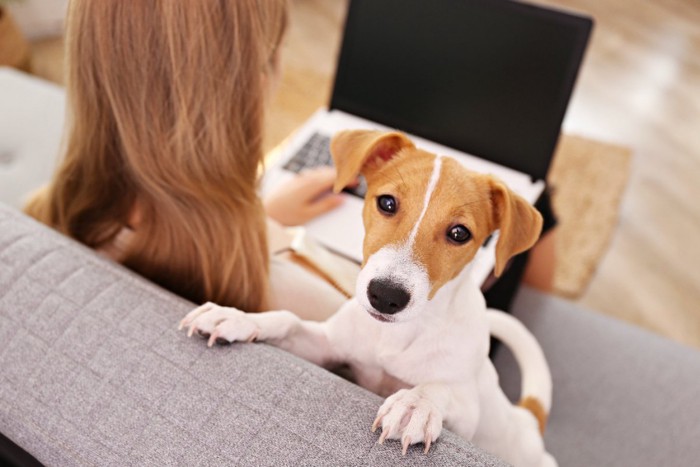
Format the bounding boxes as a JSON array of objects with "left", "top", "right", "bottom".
[{"left": 25, "top": 0, "right": 288, "bottom": 312}]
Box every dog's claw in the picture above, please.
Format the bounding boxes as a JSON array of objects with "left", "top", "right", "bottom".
[
  {"left": 208, "top": 331, "right": 233, "bottom": 347},
  {"left": 207, "top": 331, "right": 218, "bottom": 348},
  {"left": 378, "top": 427, "right": 390, "bottom": 445},
  {"left": 373, "top": 389, "right": 443, "bottom": 456},
  {"left": 402, "top": 436, "right": 411, "bottom": 456},
  {"left": 187, "top": 325, "right": 196, "bottom": 338},
  {"left": 371, "top": 415, "right": 382, "bottom": 433},
  {"left": 246, "top": 329, "right": 259, "bottom": 343},
  {"left": 424, "top": 433, "right": 432, "bottom": 454}
]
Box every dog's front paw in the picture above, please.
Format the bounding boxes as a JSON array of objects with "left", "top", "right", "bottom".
[
  {"left": 178, "top": 302, "right": 259, "bottom": 347},
  {"left": 372, "top": 388, "right": 443, "bottom": 455}
]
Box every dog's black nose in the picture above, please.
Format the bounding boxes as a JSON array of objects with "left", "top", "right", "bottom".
[{"left": 367, "top": 278, "right": 410, "bottom": 315}]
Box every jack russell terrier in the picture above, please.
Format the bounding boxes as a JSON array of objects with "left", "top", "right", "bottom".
[{"left": 180, "top": 130, "right": 556, "bottom": 466}]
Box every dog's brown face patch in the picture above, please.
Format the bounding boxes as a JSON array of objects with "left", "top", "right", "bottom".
[
  {"left": 362, "top": 151, "right": 497, "bottom": 298},
  {"left": 360, "top": 150, "right": 430, "bottom": 261}
]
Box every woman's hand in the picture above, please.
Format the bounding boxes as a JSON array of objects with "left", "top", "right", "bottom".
[{"left": 264, "top": 167, "right": 346, "bottom": 226}]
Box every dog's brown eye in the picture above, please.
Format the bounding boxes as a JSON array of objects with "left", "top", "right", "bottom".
[
  {"left": 377, "top": 195, "right": 398, "bottom": 215},
  {"left": 447, "top": 225, "right": 472, "bottom": 244}
]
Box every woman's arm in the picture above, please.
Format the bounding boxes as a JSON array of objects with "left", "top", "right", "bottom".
[{"left": 522, "top": 227, "right": 557, "bottom": 292}]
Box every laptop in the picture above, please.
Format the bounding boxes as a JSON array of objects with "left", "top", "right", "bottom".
[{"left": 261, "top": 0, "right": 593, "bottom": 286}]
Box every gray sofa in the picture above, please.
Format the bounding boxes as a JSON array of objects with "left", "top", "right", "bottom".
[
  {"left": 2, "top": 203, "right": 700, "bottom": 466},
  {"left": 0, "top": 203, "right": 503, "bottom": 466}
]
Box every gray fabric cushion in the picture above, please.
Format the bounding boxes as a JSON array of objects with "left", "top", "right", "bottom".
[
  {"left": 0, "top": 203, "right": 504, "bottom": 466},
  {"left": 498, "top": 287, "right": 700, "bottom": 467}
]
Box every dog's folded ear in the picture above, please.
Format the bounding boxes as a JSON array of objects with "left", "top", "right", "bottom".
[
  {"left": 330, "top": 130, "right": 415, "bottom": 193},
  {"left": 490, "top": 179, "right": 544, "bottom": 277}
]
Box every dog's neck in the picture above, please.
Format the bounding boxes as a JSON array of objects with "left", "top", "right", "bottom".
[{"left": 426, "top": 265, "right": 483, "bottom": 318}]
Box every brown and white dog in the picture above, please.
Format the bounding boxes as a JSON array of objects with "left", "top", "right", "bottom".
[{"left": 180, "top": 130, "right": 556, "bottom": 466}]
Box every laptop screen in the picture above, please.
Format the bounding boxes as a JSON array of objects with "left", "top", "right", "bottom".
[{"left": 330, "top": 0, "right": 593, "bottom": 181}]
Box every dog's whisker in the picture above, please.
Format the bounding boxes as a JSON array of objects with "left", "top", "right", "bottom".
[
  {"left": 455, "top": 199, "right": 486, "bottom": 211},
  {"left": 395, "top": 165, "right": 407, "bottom": 188},
  {"left": 375, "top": 167, "right": 407, "bottom": 189}
]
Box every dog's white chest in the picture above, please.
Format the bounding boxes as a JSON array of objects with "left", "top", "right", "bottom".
[
  {"left": 351, "top": 362, "right": 409, "bottom": 398},
  {"left": 344, "top": 314, "right": 479, "bottom": 397},
  {"left": 349, "top": 351, "right": 442, "bottom": 397}
]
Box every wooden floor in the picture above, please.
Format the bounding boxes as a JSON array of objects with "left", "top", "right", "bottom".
[
  {"left": 28, "top": 0, "right": 700, "bottom": 348},
  {"left": 532, "top": 0, "right": 700, "bottom": 348}
]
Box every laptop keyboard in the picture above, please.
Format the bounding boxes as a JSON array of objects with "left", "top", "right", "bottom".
[{"left": 283, "top": 132, "right": 368, "bottom": 198}]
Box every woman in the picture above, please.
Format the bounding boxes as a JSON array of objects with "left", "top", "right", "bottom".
[{"left": 25, "top": 0, "right": 347, "bottom": 318}]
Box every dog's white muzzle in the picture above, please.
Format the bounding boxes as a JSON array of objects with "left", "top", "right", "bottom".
[{"left": 356, "top": 246, "right": 431, "bottom": 323}]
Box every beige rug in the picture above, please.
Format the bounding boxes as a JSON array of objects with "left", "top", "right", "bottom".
[{"left": 548, "top": 134, "right": 632, "bottom": 298}]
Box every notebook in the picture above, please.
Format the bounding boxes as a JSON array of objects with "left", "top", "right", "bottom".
[{"left": 261, "top": 0, "right": 593, "bottom": 286}]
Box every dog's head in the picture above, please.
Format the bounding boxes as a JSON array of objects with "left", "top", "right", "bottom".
[{"left": 331, "top": 130, "right": 543, "bottom": 323}]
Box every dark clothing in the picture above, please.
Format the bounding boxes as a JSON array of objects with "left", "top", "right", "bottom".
[{"left": 0, "top": 432, "right": 43, "bottom": 467}]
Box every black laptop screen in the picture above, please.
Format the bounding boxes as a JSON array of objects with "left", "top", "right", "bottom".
[{"left": 330, "top": 0, "right": 592, "bottom": 180}]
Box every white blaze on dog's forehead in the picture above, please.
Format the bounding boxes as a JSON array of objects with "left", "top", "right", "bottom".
[{"left": 407, "top": 155, "right": 443, "bottom": 247}]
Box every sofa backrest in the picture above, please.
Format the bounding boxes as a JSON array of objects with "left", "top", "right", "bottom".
[{"left": 0, "top": 203, "right": 504, "bottom": 466}]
